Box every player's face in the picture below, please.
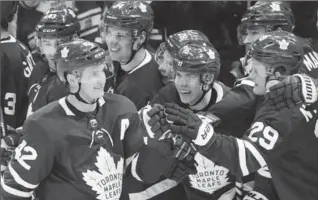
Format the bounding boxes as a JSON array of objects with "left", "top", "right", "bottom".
[
  {"left": 104, "top": 26, "right": 134, "bottom": 63},
  {"left": 78, "top": 64, "right": 106, "bottom": 102},
  {"left": 248, "top": 58, "right": 268, "bottom": 95},
  {"left": 158, "top": 51, "right": 176, "bottom": 82},
  {"left": 243, "top": 26, "right": 266, "bottom": 50},
  {"left": 175, "top": 70, "right": 203, "bottom": 105},
  {"left": 40, "top": 38, "right": 59, "bottom": 61}
]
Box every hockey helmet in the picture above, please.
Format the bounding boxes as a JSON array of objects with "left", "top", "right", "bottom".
[
  {"left": 237, "top": 1, "right": 295, "bottom": 45},
  {"left": 56, "top": 39, "right": 114, "bottom": 83},
  {"left": 101, "top": 1, "right": 154, "bottom": 39},
  {"left": 248, "top": 31, "right": 303, "bottom": 75},
  {"left": 1, "top": 1, "right": 18, "bottom": 27},
  {"left": 36, "top": 7, "right": 80, "bottom": 39},
  {"left": 155, "top": 30, "right": 212, "bottom": 64},
  {"left": 173, "top": 43, "right": 221, "bottom": 81}
]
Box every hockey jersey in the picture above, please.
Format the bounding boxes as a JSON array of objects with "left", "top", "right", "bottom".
[
  {"left": 126, "top": 81, "right": 243, "bottom": 200},
  {"left": 27, "top": 59, "right": 67, "bottom": 117},
  {"left": 114, "top": 50, "right": 164, "bottom": 110},
  {"left": 0, "top": 35, "right": 35, "bottom": 128},
  {"left": 1, "top": 94, "right": 170, "bottom": 200}
]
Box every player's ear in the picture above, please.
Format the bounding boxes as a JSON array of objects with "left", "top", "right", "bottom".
[{"left": 133, "top": 31, "right": 146, "bottom": 50}]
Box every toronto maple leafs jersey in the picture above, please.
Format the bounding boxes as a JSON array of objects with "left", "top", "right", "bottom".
[
  {"left": 0, "top": 94, "right": 159, "bottom": 200},
  {"left": 1, "top": 35, "right": 35, "bottom": 128},
  {"left": 114, "top": 50, "right": 164, "bottom": 110},
  {"left": 132, "top": 81, "right": 243, "bottom": 200},
  {"left": 208, "top": 79, "right": 263, "bottom": 137},
  {"left": 242, "top": 101, "right": 318, "bottom": 200},
  {"left": 27, "top": 59, "right": 67, "bottom": 117}
]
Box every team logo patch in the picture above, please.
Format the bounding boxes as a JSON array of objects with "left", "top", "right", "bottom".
[
  {"left": 61, "top": 47, "right": 69, "bottom": 58},
  {"left": 278, "top": 39, "right": 289, "bottom": 50},
  {"left": 189, "top": 153, "right": 230, "bottom": 194},
  {"left": 83, "top": 147, "right": 124, "bottom": 200}
]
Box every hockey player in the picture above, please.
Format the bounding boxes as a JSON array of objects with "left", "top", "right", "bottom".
[
  {"left": 1, "top": 1, "right": 35, "bottom": 128},
  {"left": 101, "top": 1, "right": 163, "bottom": 110},
  {"left": 0, "top": 39, "right": 193, "bottom": 200},
  {"left": 136, "top": 30, "right": 249, "bottom": 200},
  {"left": 17, "top": 0, "right": 103, "bottom": 57},
  {"left": 163, "top": 31, "right": 318, "bottom": 200},
  {"left": 213, "top": 1, "right": 318, "bottom": 137},
  {"left": 27, "top": 7, "right": 80, "bottom": 117}
]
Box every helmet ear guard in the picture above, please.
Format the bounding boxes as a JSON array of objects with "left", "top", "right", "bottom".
[{"left": 201, "top": 73, "right": 214, "bottom": 91}]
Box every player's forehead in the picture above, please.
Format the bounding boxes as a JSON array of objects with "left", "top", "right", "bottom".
[
  {"left": 84, "top": 63, "right": 105, "bottom": 73},
  {"left": 246, "top": 25, "right": 266, "bottom": 34},
  {"left": 41, "top": 37, "right": 67, "bottom": 45},
  {"left": 107, "top": 25, "right": 131, "bottom": 35},
  {"left": 176, "top": 70, "right": 199, "bottom": 77}
]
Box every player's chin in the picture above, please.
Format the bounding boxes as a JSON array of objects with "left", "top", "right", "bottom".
[{"left": 92, "top": 89, "right": 105, "bottom": 98}]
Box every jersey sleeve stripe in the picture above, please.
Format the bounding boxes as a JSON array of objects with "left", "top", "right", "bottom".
[
  {"left": 125, "top": 153, "right": 137, "bottom": 168},
  {"left": 257, "top": 166, "right": 272, "bottom": 178},
  {"left": 9, "top": 163, "right": 39, "bottom": 189},
  {"left": 1, "top": 176, "right": 33, "bottom": 198},
  {"left": 128, "top": 179, "right": 178, "bottom": 200},
  {"left": 131, "top": 153, "right": 143, "bottom": 182},
  {"left": 236, "top": 138, "right": 249, "bottom": 176},
  {"left": 243, "top": 140, "right": 267, "bottom": 167}
]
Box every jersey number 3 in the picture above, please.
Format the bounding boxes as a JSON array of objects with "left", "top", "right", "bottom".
[
  {"left": 248, "top": 122, "right": 279, "bottom": 150},
  {"left": 4, "top": 92, "right": 16, "bottom": 115},
  {"left": 15, "top": 140, "right": 38, "bottom": 170}
]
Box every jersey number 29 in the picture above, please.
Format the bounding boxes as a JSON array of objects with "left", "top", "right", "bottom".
[{"left": 248, "top": 122, "right": 279, "bottom": 150}]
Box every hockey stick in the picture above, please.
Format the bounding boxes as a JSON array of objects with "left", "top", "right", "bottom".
[{"left": 0, "top": 53, "right": 6, "bottom": 139}]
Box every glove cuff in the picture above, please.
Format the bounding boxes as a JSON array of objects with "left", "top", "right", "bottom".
[
  {"left": 243, "top": 191, "right": 269, "bottom": 200},
  {"left": 193, "top": 121, "right": 214, "bottom": 147},
  {"left": 294, "top": 74, "right": 318, "bottom": 104}
]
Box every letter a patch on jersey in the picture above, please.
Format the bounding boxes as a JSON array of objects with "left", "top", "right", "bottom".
[{"left": 82, "top": 147, "right": 124, "bottom": 200}]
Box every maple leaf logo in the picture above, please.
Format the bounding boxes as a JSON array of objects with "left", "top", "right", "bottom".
[
  {"left": 207, "top": 49, "right": 215, "bottom": 59},
  {"left": 189, "top": 153, "right": 230, "bottom": 194},
  {"left": 61, "top": 47, "right": 69, "bottom": 58},
  {"left": 83, "top": 147, "right": 124, "bottom": 200},
  {"left": 270, "top": 3, "right": 281, "bottom": 12},
  {"left": 278, "top": 39, "right": 289, "bottom": 50},
  {"left": 139, "top": 3, "right": 147, "bottom": 13},
  {"left": 113, "top": 2, "right": 124, "bottom": 9}
]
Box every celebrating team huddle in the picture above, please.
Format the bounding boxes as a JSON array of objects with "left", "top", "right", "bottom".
[{"left": 1, "top": 1, "right": 318, "bottom": 200}]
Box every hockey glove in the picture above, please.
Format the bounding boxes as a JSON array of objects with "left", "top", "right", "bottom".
[
  {"left": 266, "top": 74, "right": 318, "bottom": 110},
  {"left": 164, "top": 158, "right": 198, "bottom": 182},
  {"left": 243, "top": 191, "right": 269, "bottom": 200},
  {"left": 139, "top": 104, "right": 172, "bottom": 140},
  {"left": 1, "top": 126, "right": 22, "bottom": 172},
  {"left": 164, "top": 103, "right": 218, "bottom": 153}
]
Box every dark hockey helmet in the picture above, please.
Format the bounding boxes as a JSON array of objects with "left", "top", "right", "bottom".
[
  {"left": 155, "top": 30, "right": 212, "bottom": 64},
  {"left": 237, "top": 1, "right": 295, "bottom": 45},
  {"left": 101, "top": 1, "right": 154, "bottom": 39},
  {"left": 36, "top": 7, "right": 80, "bottom": 39},
  {"left": 173, "top": 43, "right": 221, "bottom": 81},
  {"left": 56, "top": 39, "right": 114, "bottom": 83},
  {"left": 248, "top": 31, "right": 303, "bottom": 75},
  {"left": 1, "top": 1, "right": 18, "bottom": 27}
]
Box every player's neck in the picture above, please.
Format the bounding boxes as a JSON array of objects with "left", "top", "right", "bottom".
[
  {"left": 1, "top": 31, "right": 10, "bottom": 40},
  {"left": 121, "top": 48, "right": 146, "bottom": 72},
  {"left": 67, "top": 95, "right": 97, "bottom": 113},
  {"left": 189, "top": 89, "right": 212, "bottom": 111}
]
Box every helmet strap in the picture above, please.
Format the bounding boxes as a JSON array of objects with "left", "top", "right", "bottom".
[
  {"left": 70, "top": 82, "right": 98, "bottom": 105},
  {"left": 121, "top": 39, "right": 143, "bottom": 65}
]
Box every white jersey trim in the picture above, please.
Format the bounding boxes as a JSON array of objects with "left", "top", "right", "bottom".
[
  {"left": 9, "top": 164, "right": 39, "bottom": 189},
  {"left": 129, "top": 50, "right": 152, "bottom": 75}
]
